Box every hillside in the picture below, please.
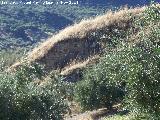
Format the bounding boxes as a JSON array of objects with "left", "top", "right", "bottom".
[
  {"left": 0, "top": 0, "right": 154, "bottom": 50},
  {"left": 11, "top": 6, "right": 145, "bottom": 82},
  {"left": 0, "top": 3, "right": 160, "bottom": 120},
  {"left": 0, "top": 0, "right": 104, "bottom": 70},
  {"left": 0, "top": 0, "right": 154, "bottom": 70}
]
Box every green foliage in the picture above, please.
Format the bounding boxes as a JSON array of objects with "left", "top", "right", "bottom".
[
  {"left": 0, "top": 0, "right": 103, "bottom": 50},
  {"left": 124, "top": 44, "right": 159, "bottom": 116},
  {"left": 0, "top": 2, "right": 159, "bottom": 120},
  {"left": 137, "top": 3, "right": 160, "bottom": 27},
  {"left": 0, "top": 64, "right": 70, "bottom": 120},
  {"left": 74, "top": 58, "right": 126, "bottom": 111},
  {"left": 74, "top": 4, "right": 160, "bottom": 119},
  {"left": 15, "top": 63, "right": 45, "bottom": 82},
  {"left": 103, "top": 4, "right": 160, "bottom": 119},
  {"left": 124, "top": 4, "right": 160, "bottom": 119},
  {"left": 0, "top": 48, "right": 27, "bottom": 71}
]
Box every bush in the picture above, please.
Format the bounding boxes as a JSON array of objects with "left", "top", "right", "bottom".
[
  {"left": 0, "top": 64, "right": 69, "bottom": 120},
  {"left": 74, "top": 55, "right": 126, "bottom": 111},
  {"left": 75, "top": 4, "right": 160, "bottom": 118},
  {"left": 120, "top": 4, "right": 160, "bottom": 119}
]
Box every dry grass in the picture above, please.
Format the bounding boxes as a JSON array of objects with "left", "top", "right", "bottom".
[
  {"left": 65, "top": 107, "right": 121, "bottom": 120},
  {"left": 28, "top": 6, "right": 145, "bottom": 62},
  {"left": 60, "top": 55, "right": 99, "bottom": 75},
  {"left": 11, "top": 6, "right": 148, "bottom": 74}
]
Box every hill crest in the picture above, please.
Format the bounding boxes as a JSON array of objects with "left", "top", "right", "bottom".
[{"left": 10, "top": 6, "right": 148, "bottom": 81}]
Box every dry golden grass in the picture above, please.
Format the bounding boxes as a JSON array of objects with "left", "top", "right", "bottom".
[
  {"left": 11, "top": 6, "right": 149, "bottom": 74},
  {"left": 60, "top": 55, "right": 99, "bottom": 75},
  {"left": 65, "top": 108, "right": 117, "bottom": 120},
  {"left": 28, "top": 7, "right": 145, "bottom": 61}
]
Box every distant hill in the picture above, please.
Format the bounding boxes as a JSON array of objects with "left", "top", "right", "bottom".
[
  {"left": 1, "top": 0, "right": 157, "bottom": 50},
  {"left": 0, "top": 0, "right": 103, "bottom": 50},
  {"left": 0, "top": 6, "right": 73, "bottom": 49},
  {"left": 80, "top": 0, "right": 150, "bottom": 6}
]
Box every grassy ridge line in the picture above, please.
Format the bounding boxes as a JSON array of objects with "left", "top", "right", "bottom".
[
  {"left": 10, "top": 6, "right": 146, "bottom": 72},
  {"left": 27, "top": 7, "right": 145, "bottom": 62},
  {"left": 60, "top": 55, "right": 99, "bottom": 76}
]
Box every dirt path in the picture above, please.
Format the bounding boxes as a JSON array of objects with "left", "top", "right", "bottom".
[{"left": 65, "top": 108, "right": 122, "bottom": 120}]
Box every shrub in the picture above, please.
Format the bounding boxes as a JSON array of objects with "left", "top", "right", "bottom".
[
  {"left": 75, "top": 4, "right": 160, "bottom": 118},
  {"left": 0, "top": 64, "right": 69, "bottom": 120},
  {"left": 120, "top": 43, "right": 160, "bottom": 119},
  {"left": 74, "top": 54, "right": 126, "bottom": 111},
  {"left": 123, "top": 4, "right": 160, "bottom": 119}
]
